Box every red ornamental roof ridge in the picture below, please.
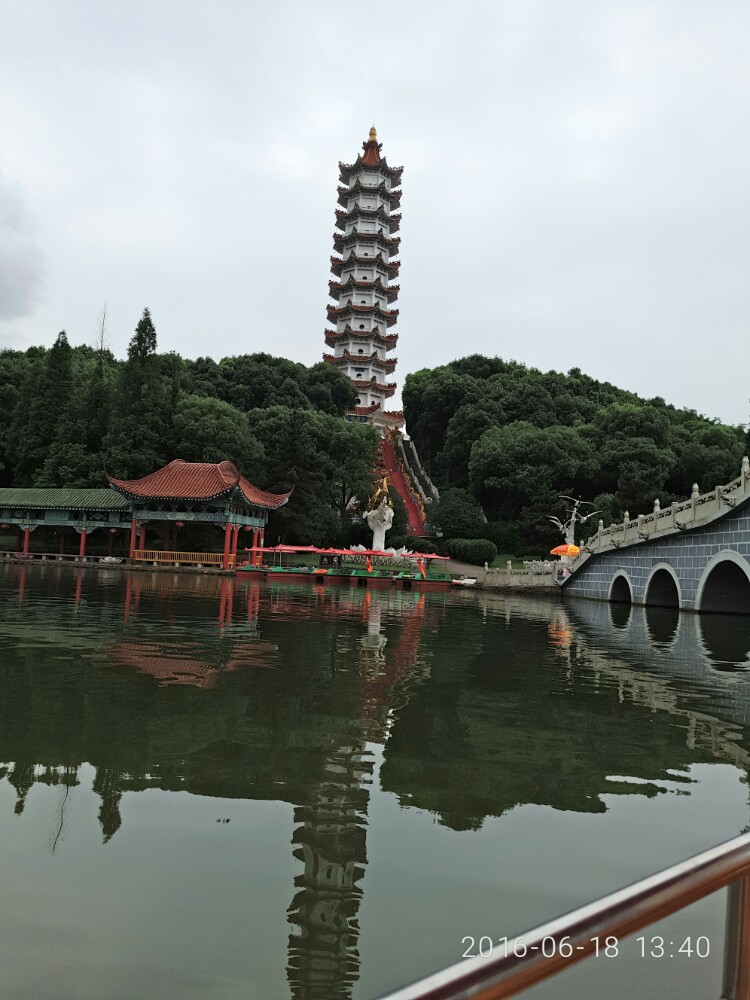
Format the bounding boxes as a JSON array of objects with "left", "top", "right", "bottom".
[
  {"left": 361, "top": 138, "right": 382, "bottom": 166},
  {"left": 107, "top": 459, "right": 291, "bottom": 509}
]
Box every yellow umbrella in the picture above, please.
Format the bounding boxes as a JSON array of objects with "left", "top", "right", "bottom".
[{"left": 550, "top": 543, "right": 580, "bottom": 557}]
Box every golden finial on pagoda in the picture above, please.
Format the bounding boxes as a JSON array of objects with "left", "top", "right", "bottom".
[{"left": 369, "top": 125, "right": 377, "bottom": 141}]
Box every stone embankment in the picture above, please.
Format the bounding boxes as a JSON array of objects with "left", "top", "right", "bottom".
[{"left": 445, "top": 559, "right": 560, "bottom": 594}]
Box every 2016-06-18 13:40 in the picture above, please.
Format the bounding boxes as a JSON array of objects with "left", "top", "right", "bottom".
[{"left": 461, "top": 935, "right": 711, "bottom": 959}]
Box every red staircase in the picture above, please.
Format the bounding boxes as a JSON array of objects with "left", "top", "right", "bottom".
[{"left": 380, "top": 439, "right": 427, "bottom": 537}]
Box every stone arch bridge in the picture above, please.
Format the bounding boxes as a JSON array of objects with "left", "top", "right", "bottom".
[{"left": 563, "top": 458, "right": 750, "bottom": 614}]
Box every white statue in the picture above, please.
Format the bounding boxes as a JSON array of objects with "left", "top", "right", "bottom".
[{"left": 365, "top": 498, "right": 394, "bottom": 551}]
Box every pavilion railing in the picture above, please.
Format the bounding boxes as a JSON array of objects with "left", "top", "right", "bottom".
[
  {"left": 376, "top": 831, "right": 750, "bottom": 1000},
  {"left": 132, "top": 550, "right": 236, "bottom": 567}
]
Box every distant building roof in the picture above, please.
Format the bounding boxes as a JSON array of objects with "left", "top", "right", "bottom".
[
  {"left": 0, "top": 488, "right": 128, "bottom": 511},
  {"left": 107, "top": 460, "right": 291, "bottom": 510}
]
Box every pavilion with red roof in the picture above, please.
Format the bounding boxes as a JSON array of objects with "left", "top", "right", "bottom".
[
  {"left": 107, "top": 459, "right": 291, "bottom": 568},
  {"left": 0, "top": 458, "right": 290, "bottom": 568}
]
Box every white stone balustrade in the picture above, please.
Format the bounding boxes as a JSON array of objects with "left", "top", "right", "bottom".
[{"left": 570, "top": 456, "right": 750, "bottom": 570}]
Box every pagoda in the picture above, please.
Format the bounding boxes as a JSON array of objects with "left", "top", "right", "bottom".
[{"left": 323, "top": 127, "right": 404, "bottom": 430}]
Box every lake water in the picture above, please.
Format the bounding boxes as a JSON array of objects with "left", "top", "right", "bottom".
[{"left": 2, "top": 563, "right": 750, "bottom": 1000}]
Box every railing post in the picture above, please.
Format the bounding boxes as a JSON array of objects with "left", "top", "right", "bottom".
[
  {"left": 222, "top": 523, "right": 233, "bottom": 571},
  {"left": 722, "top": 875, "right": 750, "bottom": 1000}
]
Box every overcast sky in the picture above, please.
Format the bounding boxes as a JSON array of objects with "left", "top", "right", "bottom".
[{"left": 1, "top": 1, "right": 748, "bottom": 424}]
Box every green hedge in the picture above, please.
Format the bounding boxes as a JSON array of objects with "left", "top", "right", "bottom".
[
  {"left": 445, "top": 538, "right": 498, "bottom": 566},
  {"left": 387, "top": 534, "right": 440, "bottom": 553}
]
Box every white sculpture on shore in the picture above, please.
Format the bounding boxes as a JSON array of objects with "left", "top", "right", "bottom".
[
  {"left": 549, "top": 495, "right": 600, "bottom": 556},
  {"left": 365, "top": 498, "right": 394, "bottom": 551}
]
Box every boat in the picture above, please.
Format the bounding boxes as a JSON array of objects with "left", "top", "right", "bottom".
[{"left": 237, "top": 545, "right": 453, "bottom": 590}]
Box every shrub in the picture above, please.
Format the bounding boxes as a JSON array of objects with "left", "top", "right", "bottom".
[
  {"left": 485, "top": 520, "right": 521, "bottom": 555},
  {"left": 404, "top": 535, "right": 440, "bottom": 553},
  {"left": 444, "top": 538, "right": 497, "bottom": 566}
]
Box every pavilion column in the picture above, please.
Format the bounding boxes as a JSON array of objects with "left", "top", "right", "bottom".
[
  {"left": 128, "top": 519, "right": 137, "bottom": 559},
  {"left": 231, "top": 524, "right": 240, "bottom": 565},
  {"left": 222, "top": 522, "right": 233, "bottom": 571},
  {"left": 251, "top": 528, "right": 259, "bottom": 565},
  {"left": 259, "top": 528, "right": 265, "bottom": 566},
  {"left": 22, "top": 527, "right": 30, "bottom": 555},
  {"left": 78, "top": 529, "right": 87, "bottom": 560}
]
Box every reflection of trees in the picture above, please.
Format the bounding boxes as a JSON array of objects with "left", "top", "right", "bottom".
[
  {"left": 381, "top": 600, "right": 750, "bottom": 830},
  {"left": 93, "top": 767, "right": 122, "bottom": 843}
]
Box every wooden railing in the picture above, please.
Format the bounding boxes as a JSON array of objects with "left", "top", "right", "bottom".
[{"left": 132, "top": 550, "right": 235, "bottom": 567}]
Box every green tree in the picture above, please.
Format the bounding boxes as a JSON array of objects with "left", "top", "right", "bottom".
[
  {"left": 469, "top": 421, "right": 598, "bottom": 521},
  {"left": 304, "top": 362, "right": 357, "bottom": 416},
  {"left": 430, "top": 488, "right": 487, "bottom": 539},
  {"left": 172, "top": 395, "right": 264, "bottom": 472},
  {"left": 105, "top": 309, "right": 173, "bottom": 478},
  {"left": 12, "top": 333, "right": 72, "bottom": 485},
  {"left": 438, "top": 401, "right": 505, "bottom": 486},
  {"left": 247, "top": 406, "right": 377, "bottom": 545},
  {"left": 129, "top": 307, "right": 157, "bottom": 361}
]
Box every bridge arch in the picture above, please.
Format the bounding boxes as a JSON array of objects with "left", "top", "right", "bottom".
[
  {"left": 644, "top": 563, "right": 681, "bottom": 608},
  {"left": 696, "top": 551, "right": 750, "bottom": 616},
  {"left": 608, "top": 571, "right": 633, "bottom": 605}
]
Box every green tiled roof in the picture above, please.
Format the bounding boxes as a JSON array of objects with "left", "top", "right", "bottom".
[{"left": 0, "top": 488, "right": 129, "bottom": 511}]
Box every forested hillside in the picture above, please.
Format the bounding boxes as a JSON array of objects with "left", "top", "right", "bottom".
[
  {"left": 0, "top": 310, "right": 379, "bottom": 544},
  {"left": 405, "top": 356, "right": 747, "bottom": 553}
]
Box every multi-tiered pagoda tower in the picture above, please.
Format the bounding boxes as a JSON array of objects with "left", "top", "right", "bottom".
[{"left": 324, "top": 127, "right": 404, "bottom": 430}]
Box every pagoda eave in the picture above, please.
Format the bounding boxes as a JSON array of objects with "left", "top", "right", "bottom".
[
  {"left": 328, "top": 278, "right": 400, "bottom": 302},
  {"left": 337, "top": 183, "right": 401, "bottom": 208},
  {"left": 327, "top": 305, "right": 399, "bottom": 327},
  {"left": 338, "top": 158, "right": 404, "bottom": 184},
  {"left": 332, "top": 232, "right": 400, "bottom": 252},
  {"left": 329, "top": 254, "right": 400, "bottom": 276},
  {"left": 324, "top": 327, "right": 398, "bottom": 349},
  {"left": 323, "top": 350, "right": 398, "bottom": 371},
  {"left": 351, "top": 378, "right": 397, "bottom": 394}
]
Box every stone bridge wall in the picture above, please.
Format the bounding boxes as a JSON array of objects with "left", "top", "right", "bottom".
[{"left": 563, "top": 497, "right": 750, "bottom": 610}]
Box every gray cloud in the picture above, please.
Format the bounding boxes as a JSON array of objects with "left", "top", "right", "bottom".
[
  {"left": 0, "top": 176, "right": 44, "bottom": 322},
  {"left": 0, "top": 0, "right": 748, "bottom": 424}
]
